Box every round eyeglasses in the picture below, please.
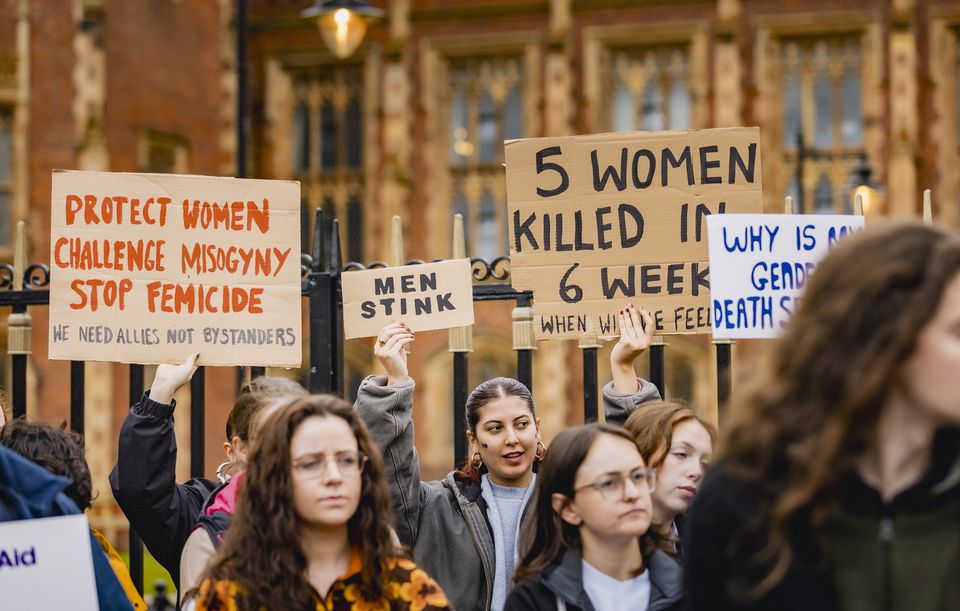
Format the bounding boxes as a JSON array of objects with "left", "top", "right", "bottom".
[
  {"left": 574, "top": 467, "right": 656, "bottom": 500},
  {"left": 292, "top": 451, "right": 368, "bottom": 478}
]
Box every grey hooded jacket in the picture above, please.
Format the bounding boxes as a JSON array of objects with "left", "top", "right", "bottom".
[
  {"left": 355, "top": 374, "right": 661, "bottom": 611},
  {"left": 504, "top": 546, "right": 684, "bottom": 611}
]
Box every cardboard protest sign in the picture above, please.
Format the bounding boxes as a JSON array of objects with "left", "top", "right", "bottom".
[
  {"left": 0, "top": 514, "right": 99, "bottom": 611},
  {"left": 505, "top": 128, "right": 763, "bottom": 339},
  {"left": 49, "top": 170, "right": 302, "bottom": 367},
  {"left": 707, "top": 213, "right": 865, "bottom": 339},
  {"left": 342, "top": 259, "right": 474, "bottom": 339}
]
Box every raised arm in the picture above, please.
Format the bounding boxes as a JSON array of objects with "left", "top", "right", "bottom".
[
  {"left": 108, "top": 353, "right": 214, "bottom": 584},
  {"left": 354, "top": 323, "right": 423, "bottom": 546},
  {"left": 604, "top": 304, "right": 662, "bottom": 426}
]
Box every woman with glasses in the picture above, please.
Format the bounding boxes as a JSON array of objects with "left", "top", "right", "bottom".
[
  {"left": 357, "top": 318, "right": 661, "bottom": 611},
  {"left": 506, "top": 423, "right": 683, "bottom": 611},
  {"left": 110, "top": 352, "right": 306, "bottom": 588},
  {"left": 622, "top": 403, "right": 715, "bottom": 556},
  {"left": 684, "top": 223, "right": 960, "bottom": 610},
  {"left": 188, "top": 394, "right": 451, "bottom": 611}
]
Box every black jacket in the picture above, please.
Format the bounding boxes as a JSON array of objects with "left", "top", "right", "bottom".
[
  {"left": 505, "top": 547, "right": 684, "bottom": 611},
  {"left": 109, "top": 392, "right": 218, "bottom": 586},
  {"left": 682, "top": 427, "right": 960, "bottom": 611}
]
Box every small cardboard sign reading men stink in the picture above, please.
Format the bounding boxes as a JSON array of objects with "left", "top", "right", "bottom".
[{"left": 341, "top": 259, "right": 475, "bottom": 339}]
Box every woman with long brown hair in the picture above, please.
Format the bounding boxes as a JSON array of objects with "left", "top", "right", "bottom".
[
  {"left": 110, "top": 352, "right": 306, "bottom": 588},
  {"left": 623, "top": 402, "right": 715, "bottom": 556},
  {"left": 684, "top": 222, "right": 960, "bottom": 611},
  {"left": 189, "top": 394, "right": 451, "bottom": 611},
  {"left": 506, "top": 423, "right": 683, "bottom": 611}
]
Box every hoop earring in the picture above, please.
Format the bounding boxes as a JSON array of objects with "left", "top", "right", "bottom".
[
  {"left": 470, "top": 452, "right": 483, "bottom": 469},
  {"left": 535, "top": 441, "right": 546, "bottom": 461},
  {"left": 216, "top": 461, "right": 236, "bottom": 484}
]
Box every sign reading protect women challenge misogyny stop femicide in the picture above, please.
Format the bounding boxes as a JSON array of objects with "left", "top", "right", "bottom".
[
  {"left": 706, "top": 213, "right": 865, "bottom": 339},
  {"left": 0, "top": 515, "right": 99, "bottom": 610},
  {"left": 505, "top": 128, "right": 763, "bottom": 340},
  {"left": 49, "top": 170, "right": 302, "bottom": 367}
]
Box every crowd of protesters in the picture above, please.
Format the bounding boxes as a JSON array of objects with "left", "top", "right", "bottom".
[{"left": 0, "top": 220, "right": 958, "bottom": 611}]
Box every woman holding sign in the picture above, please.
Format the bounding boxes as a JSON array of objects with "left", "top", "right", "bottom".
[
  {"left": 356, "top": 315, "right": 661, "bottom": 611},
  {"left": 110, "top": 354, "right": 306, "bottom": 586},
  {"left": 683, "top": 222, "right": 960, "bottom": 611},
  {"left": 622, "top": 402, "right": 714, "bottom": 557}
]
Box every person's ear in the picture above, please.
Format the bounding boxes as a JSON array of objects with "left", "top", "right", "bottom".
[
  {"left": 466, "top": 429, "right": 477, "bottom": 449},
  {"left": 229, "top": 437, "right": 249, "bottom": 464},
  {"left": 222, "top": 441, "right": 233, "bottom": 460},
  {"left": 552, "top": 493, "right": 582, "bottom": 526}
]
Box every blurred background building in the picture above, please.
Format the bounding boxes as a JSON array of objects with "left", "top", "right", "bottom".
[{"left": 1, "top": 0, "right": 957, "bottom": 576}]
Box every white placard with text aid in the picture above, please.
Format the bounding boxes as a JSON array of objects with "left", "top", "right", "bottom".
[{"left": 0, "top": 514, "right": 99, "bottom": 611}]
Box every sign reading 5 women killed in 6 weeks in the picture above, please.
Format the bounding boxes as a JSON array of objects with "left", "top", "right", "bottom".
[
  {"left": 706, "top": 214, "right": 865, "bottom": 339},
  {"left": 341, "top": 259, "right": 475, "bottom": 339},
  {"left": 49, "top": 170, "right": 302, "bottom": 367},
  {"left": 505, "top": 127, "right": 763, "bottom": 340}
]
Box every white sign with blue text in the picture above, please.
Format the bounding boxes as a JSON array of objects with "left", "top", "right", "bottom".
[
  {"left": 0, "top": 514, "right": 99, "bottom": 610},
  {"left": 706, "top": 214, "right": 865, "bottom": 339}
]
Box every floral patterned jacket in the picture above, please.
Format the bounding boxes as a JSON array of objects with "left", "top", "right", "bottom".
[{"left": 194, "top": 548, "right": 451, "bottom": 611}]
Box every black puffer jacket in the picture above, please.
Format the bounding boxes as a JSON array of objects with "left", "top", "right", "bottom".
[{"left": 109, "top": 392, "right": 218, "bottom": 586}]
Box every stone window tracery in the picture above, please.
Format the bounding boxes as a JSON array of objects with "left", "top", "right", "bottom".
[
  {"left": 779, "top": 37, "right": 864, "bottom": 213},
  {"left": 292, "top": 65, "right": 365, "bottom": 263},
  {"left": 604, "top": 46, "right": 691, "bottom": 133},
  {"left": 444, "top": 56, "right": 523, "bottom": 260}
]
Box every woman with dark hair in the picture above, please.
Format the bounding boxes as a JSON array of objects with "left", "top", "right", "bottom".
[
  {"left": 684, "top": 221, "right": 960, "bottom": 611},
  {"left": 506, "top": 423, "right": 683, "bottom": 611},
  {"left": 109, "top": 353, "right": 307, "bottom": 586},
  {"left": 356, "top": 318, "right": 661, "bottom": 611},
  {"left": 189, "top": 394, "right": 450, "bottom": 611},
  {"left": 623, "top": 402, "right": 715, "bottom": 556}
]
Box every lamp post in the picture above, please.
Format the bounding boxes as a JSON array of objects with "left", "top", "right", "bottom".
[
  {"left": 302, "top": 0, "right": 385, "bottom": 59},
  {"left": 847, "top": 153, "right": 882, "bottom": 216}
]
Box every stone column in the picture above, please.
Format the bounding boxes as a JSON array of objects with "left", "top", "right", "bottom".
[{"left": 887, "top": 2, "right": 918, "bottom": 217}]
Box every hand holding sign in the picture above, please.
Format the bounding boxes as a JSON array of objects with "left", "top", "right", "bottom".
[
  {"left": 375, "top": 322, "right": 415, "bottom": 387},
  {"left": 149, "top": 352, "right": 200, "bottom": 404},
  {"left": 610, "top": 303, "right": 655, "bottom": 394}
]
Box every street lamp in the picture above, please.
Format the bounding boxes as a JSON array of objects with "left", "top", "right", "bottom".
[
  {"left": 302, "top": 0, "right": 384, "bottom": 59},
  {"left": 847, "top": 153, "right": 882, "bottom": 215}
]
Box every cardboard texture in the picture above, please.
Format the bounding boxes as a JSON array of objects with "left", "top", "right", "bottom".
[
  {"left": 707, "top": 213, "right": 865, "bottom": 339},
  {"left": 505, "top": 127, "right": 763, "bottom": 339},
  {"left": 49, "top": 170, "right": 302, "bottom": 367},
  {"left": 0, "top": 515, "right": 99, "bottom": 611},
  {"left": 341, "top": 258, "right": 475, "bottom": 339}
]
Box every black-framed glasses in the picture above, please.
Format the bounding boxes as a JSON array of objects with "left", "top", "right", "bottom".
[
  {"left": 292, "top": 451, "right": 368, "bottom": 478},
  {"left": 574, "top": 467, "right": 656, "bottom": 500}
]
